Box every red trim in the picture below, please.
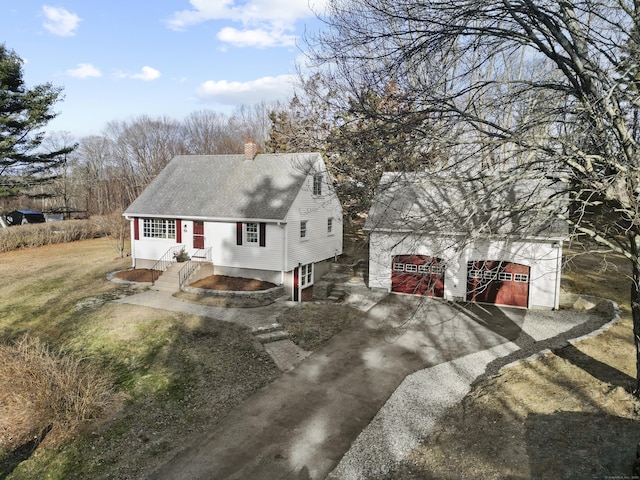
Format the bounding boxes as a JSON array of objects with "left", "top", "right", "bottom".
[
  {"left": 134, "top": 218, "right": 139, "bottom": 240},
  {"left": 176, "top": 220, "right": 182, "bottom": 243},
  {"left": 236, "top": 222, "right": 243, "bottom": 245},
  {"left": 259, "top": 222, "right": 266, "bottom": 247}
]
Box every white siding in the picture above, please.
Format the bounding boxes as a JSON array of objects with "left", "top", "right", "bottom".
[
  {"left": 369, "top": 231, "right": 562, "bottom": 309},
  {"left": 206, "top": 221, "right": 285, "bottom": 271},
  {"left": 130, "top": 219, "right": 285, "bottom": 272},
  {"left": 284, "top": 161, "right": 343, "bottom": 271}
]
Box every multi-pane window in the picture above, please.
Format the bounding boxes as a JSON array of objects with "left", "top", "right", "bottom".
[
  {"left": 313, "top": 174, "right": 322, "bottom": 195},
  {"left": 300, "top": 263, "right": 313, "bottom": 286},
  {"left": 300, "top": 220, "right": 308, "bottom": 238},
  {"left": 393, "top": 263, "right": 405, "bottom": 272},
  {"left": 514, "top": 273, "right": 529, "bottom": 282},
  {"left": 327, "top": 217, "right": 333, "bottom": 234},
  {"left": 143, "top": 219, "right": 176, "bottom": 239},
  {"left": 246, "top": 222, "right": 258, "bottom": 243}
]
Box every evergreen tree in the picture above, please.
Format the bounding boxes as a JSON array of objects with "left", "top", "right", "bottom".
[{"left": 0, "top": 44, "right": 75, "bottom": 197}]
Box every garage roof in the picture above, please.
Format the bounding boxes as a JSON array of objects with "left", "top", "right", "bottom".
[{"left": 364, "top": 172, "right": 568, "bottom": 239}]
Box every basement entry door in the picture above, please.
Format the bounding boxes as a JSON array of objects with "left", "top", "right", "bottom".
[
  {"left": 466, "top": 260, "right": 530, "bottom": 308},
  {"left": 391, "top": 255, "right": 445, "bottom": 297}
]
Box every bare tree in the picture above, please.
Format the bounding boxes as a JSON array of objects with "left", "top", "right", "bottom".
[
  {"left": 104, "top": 115, "right": 187, "bottom": 206},
  {"left": 183, "top": 110, "right": 231, "bottom": 154},
  {"left": 308, "top": 0, "right": 640, "bottom": 391}
]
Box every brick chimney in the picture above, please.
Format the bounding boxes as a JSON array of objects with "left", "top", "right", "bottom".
[{"left": 244, "top": 141, "right": 258, "bottom": 160}]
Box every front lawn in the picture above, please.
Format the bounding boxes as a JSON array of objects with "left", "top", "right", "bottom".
[{"left": 0, "top": 239, "right": 279, "bottom": 479}]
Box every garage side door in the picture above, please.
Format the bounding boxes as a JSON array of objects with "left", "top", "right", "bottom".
[
  {"left": 466, "top": 260, "right": 530, "bottom": 308},
  {"left": 392, "top": 255, "right": 445, "bottom": 297}
]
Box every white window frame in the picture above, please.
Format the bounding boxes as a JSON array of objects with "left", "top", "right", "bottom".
[
  {"left": 245, "top": 222, "right": 259, "bottom": 244},
  {"left": 327, "top": 217, "right": 333, "bottom": 234},
  {"left": 469, "top": 270, "right": 482, "bottom": 278},
  {"left": 300, "top": 263, "right": 314, "bottom": 287},
  {"left": 142, "top": 218, "right": 176, "bottom": 239},
  {"left": 498, "top": 272, "right": 513, "bottom": 281},
  {"left": 514, "top": 273, "right": 529, "bottom": 282},
  {"left": 393, "top": 263, "right": 405, "bottom": 272},
  {"left": 313, "top": 173, "right": 323, "bottom": 196},
  {"left": 431, "top": 264, "right": 445, "bottom": 275},
  {"left": 405, "top": 264, "right": 418, "bottom": 273},
  {"left": 300, "top": 220, "right": 308, "bottom": 239}
]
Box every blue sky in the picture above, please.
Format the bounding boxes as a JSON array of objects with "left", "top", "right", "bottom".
[{"left": 1, "top": 0, "right": 326, "bottom": 138}]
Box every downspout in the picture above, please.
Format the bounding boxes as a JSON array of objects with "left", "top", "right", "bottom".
[
  {"left": 280, "top": 221, "right": 288, "bottom": 286},
  {"left": 127, "top": 216, "right": 136, "bottom": 268},
  {"left": 553, "top": 241, "right": 562, "bottom": 310}
]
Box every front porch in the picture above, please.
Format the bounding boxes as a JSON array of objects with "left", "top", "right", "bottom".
[{"left": 145, "top": 245, "right": 214, "bottom": 293}]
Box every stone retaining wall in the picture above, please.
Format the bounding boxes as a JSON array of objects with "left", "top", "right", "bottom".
[{"left": 182, "top": 285, "right": 285, "bottom": 302}]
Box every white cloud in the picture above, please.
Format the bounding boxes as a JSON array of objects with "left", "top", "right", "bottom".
[
  {"left": 132, "top": 66, "right": 161, "bottom": 81},
  {"left": 217, "top": 27, "right": 296, "bottom": 48},
  {"left": 67, "top": 63, "right": 101, "bottom": 79},
  {"left": 196, "top": 74, "right": 296, "bottom": 104},
  {"left": 116, "top": 66, "right": 161, "bottom": 82},
  {"left": 42, "top": 5, "right": 81, "bottom": 37},
  {"left": 167, "top": 0, "right": 324, "bottom": 48}
]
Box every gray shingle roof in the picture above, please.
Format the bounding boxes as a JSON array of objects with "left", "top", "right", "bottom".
[
  {"left": 124, "top": 153, "right": 321, "bottom": 221},
  {"left": 364, "top": 172, "right": 568, "bottom": 238}
]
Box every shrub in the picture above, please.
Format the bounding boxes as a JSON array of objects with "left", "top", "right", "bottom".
[
  {"left": 0, "top": 336, "right": 117, "bottom": 455},
  {"left": 0, "top": 219, "right": 104, "bottom": 253}
]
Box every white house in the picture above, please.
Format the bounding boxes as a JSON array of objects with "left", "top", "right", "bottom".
[
  {"left": 123, "top": 144, "right": 343, "bottom": 300},
  {"left": 364, "top": 172, "right": 567, "bottom": 309}
]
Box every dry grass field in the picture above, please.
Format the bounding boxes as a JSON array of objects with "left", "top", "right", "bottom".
[{"left": 0, "top": 239, "right": 279, "bottom": 479}]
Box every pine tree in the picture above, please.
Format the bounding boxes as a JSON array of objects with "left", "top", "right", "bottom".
[{"left": 0, "top": 44, "right": 75, "bottom": 197}]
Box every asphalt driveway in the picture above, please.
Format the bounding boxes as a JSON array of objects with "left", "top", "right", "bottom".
[{"left": 148, "top": 294, "right": 534, "bottom": 480}]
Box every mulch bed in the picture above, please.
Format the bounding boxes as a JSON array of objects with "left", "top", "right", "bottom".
[
  {"left": 190, "top": 275, "right": 277, "bottom": 292},
  {"left": 114, "top": 269, "right": 159, "bottom": 283},
  {"left": 115, "top": 270, "right": 276, "bottom": 292}
]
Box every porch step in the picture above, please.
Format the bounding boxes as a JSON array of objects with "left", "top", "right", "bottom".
[
  {"left": 151, "top": 263, "right": 182, "bottom": 293},
  {"left": 251, "top": 323, "right": 289, "bottom": 344}
]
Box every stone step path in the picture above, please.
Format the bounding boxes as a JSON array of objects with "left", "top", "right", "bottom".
[
  {"left": 251, "top": 323, "right": 290, "bottom": 344},
  {"left": 328, "top": 285, "right": 346, "bottom": 302}
]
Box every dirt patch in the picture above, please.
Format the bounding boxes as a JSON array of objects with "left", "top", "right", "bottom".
[
  {"left": 114, "top": 269, "right": 159, "bottom": 283},
  {"left": 277, "top": 303, "right": 364, "bottom": 351},
  {"left": 189, "top": 275, "right": 277, "bottom": 292}
]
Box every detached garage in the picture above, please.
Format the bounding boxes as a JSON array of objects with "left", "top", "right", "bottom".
[{"left": 365, "top": 172, "right": 567, "bottom": 309}]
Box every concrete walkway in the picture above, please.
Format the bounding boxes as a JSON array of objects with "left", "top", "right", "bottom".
[{"left": 136, "top": 292, "right": 610, "bottom": 480}]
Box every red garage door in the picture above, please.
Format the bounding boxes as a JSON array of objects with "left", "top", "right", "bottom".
[
  {"left": 391, "top": 255, "right": 445, "bottom": 297},
  {"left": 466, "top": 260, "right": 530, "bottom": 308}
]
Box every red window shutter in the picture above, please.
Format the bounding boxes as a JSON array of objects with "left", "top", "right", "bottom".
[
  {"left": 236, "top": 222, "right": 243, "bottom": 245},
  {"left": 259, "top": 222, "right": 266, "bottom": 247},
  {"left": 176, "top": 220, "right": 182, "bottom": 243},
  {"left": 134, "top": 218, "right": 139, "bottom": 240}
]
